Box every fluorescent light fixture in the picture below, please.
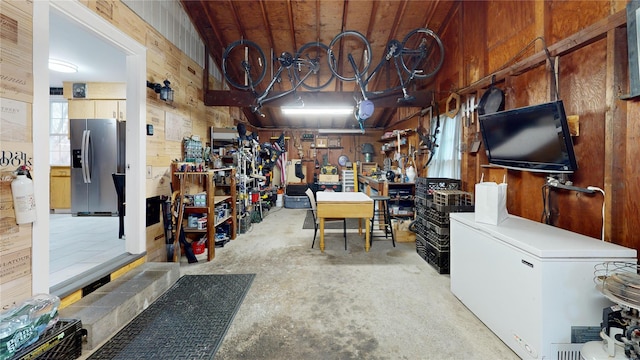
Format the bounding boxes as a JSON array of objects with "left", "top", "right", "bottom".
[
  {"left": 281, "top": 106, "right": 353, "bottom": 115},
  {"left": 48, "top": 59, "right": 78, "bottom": 73},
  {"left": 318, "top": 129, "right": 364, "bottom": 134}
]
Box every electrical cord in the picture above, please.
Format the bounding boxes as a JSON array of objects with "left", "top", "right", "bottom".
[
  {"left": 541, "top": 184, "right": 552, "bottom": 224},
  {"left": 587, "top": 186, "right": 606, "bottom": 241}
]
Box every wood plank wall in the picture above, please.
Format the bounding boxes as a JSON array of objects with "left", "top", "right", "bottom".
[
  {"left": 0, "top": 0, "right": 34, "bottom": 309},
  {"left": 433, "top": 0, "right": 639, "bottom": 249}
]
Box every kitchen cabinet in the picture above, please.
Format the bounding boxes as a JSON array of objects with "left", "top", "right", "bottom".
[
  {"left": 68, "top": 99, "right": 125, "bottom": 120},
  {"left": 94, "top": 100, "right": 119, "bottom": 119},
  {"left": 68, "top": 100, "right": 95, "bottom": 119},
  {"left": 170, "top": 164, "right": 237, "bottom": 262},
  {"left": 450, "top": 212, "right": 637, "bottom": 359},
  {"left": 117, "top": 100, "right": 126, "bottom": 120},
  {"left": 50, "top": 166, "right": 71, "bottom": 210}
]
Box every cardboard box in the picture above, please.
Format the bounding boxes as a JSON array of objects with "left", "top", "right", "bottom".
[
  {"left": 360, "top": 162, "right": 378, "bottom": 176},
  {"left": 318, "top": 174, "right": 339, "bottom": 183},
  {"left": 316, "top": 136, "right": 328, "bottom": 148},
  {"left": 392, "top": 219, "right": 416, "bottom": 243}
]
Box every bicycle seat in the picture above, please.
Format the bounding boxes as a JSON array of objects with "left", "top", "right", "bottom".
[{"left": 279, "top": 52, "right": 294, "bottom": 67}]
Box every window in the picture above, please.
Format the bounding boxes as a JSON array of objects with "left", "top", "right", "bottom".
[
  {"left": 427, "top": 113, "right": 462, "bottom": 179},
  {"left": 50, "top": 99, "right": 70, "bottom": 166}
]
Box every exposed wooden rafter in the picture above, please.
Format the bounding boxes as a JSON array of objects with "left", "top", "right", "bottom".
[{"left": 182, "top": 0, "right": 456, "bottom": 129}]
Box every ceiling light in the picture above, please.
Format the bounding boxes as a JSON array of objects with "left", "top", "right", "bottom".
[
  {"left": 48, "top": 59, "right": 78, "bottom": 73},
  {"left": 317, "top": 129, "right": 364, "bottom": 134},
  {"left": 281, "top": 106, "right": 353, "bottom": 115}
]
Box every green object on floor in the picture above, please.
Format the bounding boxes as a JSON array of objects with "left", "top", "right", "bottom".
[{"left": 87, "top": 274, "right": 255, "bottom": 359}]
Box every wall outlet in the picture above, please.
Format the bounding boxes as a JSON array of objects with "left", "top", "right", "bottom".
[{"left": 146, "top": 166, "right": 152, "bottom": 179}]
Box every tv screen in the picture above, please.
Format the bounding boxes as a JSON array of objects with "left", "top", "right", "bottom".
[{"left": 478, "top": 100, "right": 578, "bottom": 173}]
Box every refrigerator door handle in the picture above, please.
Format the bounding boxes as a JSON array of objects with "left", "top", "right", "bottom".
[{"left": 82, "top": 129, "right": 92, "bottom": 183}]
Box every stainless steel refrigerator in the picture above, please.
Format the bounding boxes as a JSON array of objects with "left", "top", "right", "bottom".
[{"left": 70, "top": 118, "right": 125, "bottom": 216}]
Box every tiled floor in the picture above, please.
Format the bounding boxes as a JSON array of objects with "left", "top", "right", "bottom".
[{"left": 49, "top": 214, "right": 126, "bottom": 289}]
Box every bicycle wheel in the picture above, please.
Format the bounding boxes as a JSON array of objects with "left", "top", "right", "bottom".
[
  {"left": 400, "top": 28, "right": 444, "bottom": 79},
  {"left": 328, "top": 30, "right": 372, "bottom": 82},
  {"left": 294, "top": 42, "right": 334, "bottom": 91},
  {"left": 222, "top": 39, "right": 267, "bottom": 90}
]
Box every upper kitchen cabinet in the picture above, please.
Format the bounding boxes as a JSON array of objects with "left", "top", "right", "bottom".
[
  {"left": 69, "top": 99, "right": 125, "bottom": 120},
  {"left": 67, "top": 100, "right": 95, "bottom": 119},
  {"left": 94, "top": 100, "right": 120, "bottom": 119},
  {"left": 117, "top": 100, "right": 126, "bottom": 121},
  {"left": 64, "top": 82, "right": 126, "bottom": 119}
]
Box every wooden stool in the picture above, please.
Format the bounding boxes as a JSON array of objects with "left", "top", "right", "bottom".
[{"left": 369, "top": 195, "right": 396, "bottom": 247}]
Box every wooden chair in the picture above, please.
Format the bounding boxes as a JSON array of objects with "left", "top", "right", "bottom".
[{"left": 305, "top": 188, "right": 347, "bottom": 250}]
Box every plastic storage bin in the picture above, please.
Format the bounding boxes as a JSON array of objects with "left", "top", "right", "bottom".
[{"left": 284, "top": 195, "right": 311, "bottom": 209}]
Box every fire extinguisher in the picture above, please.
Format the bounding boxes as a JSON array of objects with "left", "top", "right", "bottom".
[{"left": 11, "top": 165, "right": 36, "bottom": 224}]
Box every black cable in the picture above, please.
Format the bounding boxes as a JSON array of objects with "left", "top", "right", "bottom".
[{"left": 425, "top": 99, "right": 441, "bottom": 167}]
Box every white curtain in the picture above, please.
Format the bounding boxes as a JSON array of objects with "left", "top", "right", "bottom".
[{"left": 427, "top": 112, "right": 462, "bottom": 179}]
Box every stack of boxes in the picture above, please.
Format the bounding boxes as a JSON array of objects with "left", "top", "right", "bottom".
[{"left": 415, "top": 178, "right": 473, "bottom": 274}]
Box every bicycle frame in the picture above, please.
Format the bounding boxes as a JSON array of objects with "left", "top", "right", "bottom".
[
  {"left": 240, "top": 52, "right": 321, "bottom": 115},
  {"left": 328, "top": 28, "right": 442, "bottom": 110},
  {"left": 348, "top": 39, "right": 422, "bottom": 103}
]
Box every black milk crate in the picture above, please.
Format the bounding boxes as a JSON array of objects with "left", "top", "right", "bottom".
[
  {"left": 414, "top": 218, "right": 429, "bottom": 237},
  {"left": 427, "top": 222, "right": 450, "bottom": 236},
  {"left": 415, "top": 205, "right": 429, "bottom": 221},
  {"left": 416, "top": 177, "right": 462, "bottom": 199},
  {"left": 416, "top": 234, "right": 428, "bottom": 260},
  {"left": 12, "top": 318, "right": 83, "bottom": 360},
  {"left": 413, "top": 194, "right": 427, "bottom": 206},
  {"left": 415, "top": 196, "right": 429, "bottom": 209},
  {"left": 426, "top": 228, "right": 450, "bottom": 251},
  {"left": 425, "top": 240, "right": 450, "bottom": 274},
  {"left": 427, "top": 208, "right": 449, "bottom": 227}
]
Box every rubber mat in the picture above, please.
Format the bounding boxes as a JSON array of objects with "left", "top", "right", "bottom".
[{"left": 87, "top": 274, "right": 255, "bottom": 360}]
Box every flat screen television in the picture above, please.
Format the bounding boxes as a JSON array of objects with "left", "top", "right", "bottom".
[{"left": 478, "top": 100, "right": 578, "bottom": 174}]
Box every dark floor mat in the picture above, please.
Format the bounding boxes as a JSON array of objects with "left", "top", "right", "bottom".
[
  {"left": 87, "top": 274, "right": 255, "bottom": 360},
  {"left": 302, "top": 210, "right": 362, "bottom": 229}
]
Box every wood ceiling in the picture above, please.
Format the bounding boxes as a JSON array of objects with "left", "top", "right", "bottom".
[{"left": 181, "top": 0, "right": 457, "bottom": 130}]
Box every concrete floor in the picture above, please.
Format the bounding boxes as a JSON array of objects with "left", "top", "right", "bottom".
[{"left": 171, "top": 207, "right": 519, "bottom": 360}]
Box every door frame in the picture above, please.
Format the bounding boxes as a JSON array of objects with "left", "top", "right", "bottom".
[{"left": 32, "top": 1, "right": 147, "bottom": 293}]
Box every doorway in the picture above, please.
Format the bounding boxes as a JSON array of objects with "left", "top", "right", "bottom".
[
  {"left": 48, "top": 9, "right": 127, "bottom": 292},
  {"left": 33, "top": 1, "right": 147, "bottom": 295}
]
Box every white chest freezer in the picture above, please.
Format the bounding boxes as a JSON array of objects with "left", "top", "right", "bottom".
[{"left": 449, "top": 213, "right": 637, "bottom": 360}]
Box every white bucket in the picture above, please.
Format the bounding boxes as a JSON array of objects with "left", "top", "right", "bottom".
[{"left": 276, "top": 193, "right": 283, "bottom": 207}]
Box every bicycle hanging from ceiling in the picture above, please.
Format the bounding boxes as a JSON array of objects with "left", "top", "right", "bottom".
[
  {"left": 327, "top": 28, "right": 444, "bottom": 131},
  {"left": 222, "top": 40, "right": 334, "bottom": 116},
  {"left": 221, "top": 28, "right": 444, "bottom": 132}
]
